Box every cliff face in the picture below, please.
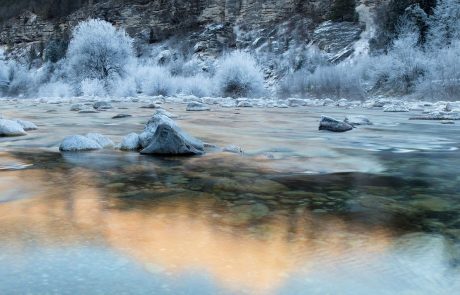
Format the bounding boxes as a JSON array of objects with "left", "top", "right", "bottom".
[{"left": 0, "top": 0, "right": 379, "bottom": 65}]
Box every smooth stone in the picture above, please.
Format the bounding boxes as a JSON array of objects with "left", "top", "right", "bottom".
[
  {"left": 186, "top": 102, "right": 211, "bottom": 111},
  {"left": 344, "top": 115, "right": 372, "bottom": 126},
  {"left": 140, "top": 124, "right": 204, "bottom": 155},
  {"left": 120, "top": 133, "right": 141, "bottom": 151},
  {"left": 140, "top": 103, "right": 160, "bottom": 109},
  {"left": 85, "top": 133, "right": 114, "bottom": 148},
  {"left": 93, "top": 101, "right": 113, "bottom": 110},
  {"left": 319, "top": 116, "right": 353, "bottom": 132},
  {"left": 59, "top": 135, "right": 102, "bottom": 152},
  {"left": 112, "top": 114, "right": 132, "bottom": 119},
  {"left": 0, "top": 119, "right": 27, "bottom": 136},
  {"left": 13, "top": 119, "right": 37, "bottom": 131},
  {"left": 70, "top": 104, "right": 85, "bottom": 111}
]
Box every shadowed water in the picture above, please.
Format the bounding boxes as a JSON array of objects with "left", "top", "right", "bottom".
[{"left": 0, "top": 101, "right": 460, "bottom": 294}]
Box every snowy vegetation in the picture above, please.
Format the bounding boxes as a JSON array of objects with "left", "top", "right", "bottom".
[{"left": 0, "top": 0, "right": 459, "bottom": 101}]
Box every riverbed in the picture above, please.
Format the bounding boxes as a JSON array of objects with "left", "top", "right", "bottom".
[{"left": 1, "top": 99, "right": 459, "bottom": 295}]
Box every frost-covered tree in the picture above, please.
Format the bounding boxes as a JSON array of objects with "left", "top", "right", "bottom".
[
  {"left": 66, "top": 19, "right": 134, "bottom": 86},
  {"left": 214, "top": 51, "right": 265, "bottom": 98},
  {"left": 426, "top": 0, "right": 460, "bottom": 48}
]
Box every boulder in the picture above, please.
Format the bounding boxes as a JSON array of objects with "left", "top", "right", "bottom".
[
  {"left": 85, "top": 133, "right": 114, "bottom": 148},
  {"left": 319, "top": 116, "right": 353, "bottom": 132},
  {"left": 141, "top": 124, "right": 204, "bottom": 155},
  {"left": 93, "top": 101, "right": 112, "bottom": 110},
  {"left": 0, "top": 119, "right": 27, "bottom": 136},
  {"left": 120, "top": 133, "right": 141, "bottom": 151},
  {"left": 186, "top": 102, "right": 211, "bottom": 111},
  {"left": 14, "top": 119, "right": 38, "bottom": 131},
  {"left": 59, "top": 135, "right": 102, "bottom": 152},
  {"left": 344, "top": 115, "right": 372, "bottom": 126},
  {"left": 139, "top": 113, "right": 179, "bottom": 148}
]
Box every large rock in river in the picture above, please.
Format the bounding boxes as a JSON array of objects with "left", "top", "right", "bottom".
[
  {"left": 59, "top": 135, "right": 102, "bottom": 152},
  {"left": 319, "top": 116, "right": 353, "bottom": 132},
  {"left": 0, "top": 119, "right": 27, "bottom": 136},
  {"left": 141, "top": 124, "right": 204, "bottom": 155}
]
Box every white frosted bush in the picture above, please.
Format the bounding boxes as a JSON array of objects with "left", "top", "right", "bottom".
[
  {"left": 38, "top": 81, "right": 74, "bottom": 98},
  {"left": 81, "top": 79, "right": 107, "bottom": 97},
  {"left": 174, "top": 75, "right": 212, "bottom": 97},
  {"left": 133, "top": 65, "right": 175, "bottom": 96},
  {"left": 109, "top": 76, "right": 137, "bottom": 97},
  {"left": 66, "top": 19, "right": 134, "bottom": 85},
  {"left": 214, "top": 51, "right": 265, "bottom": 98}
]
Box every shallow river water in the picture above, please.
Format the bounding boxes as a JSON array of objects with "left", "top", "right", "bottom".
[{"left": 1, "top": 100, "right": 460, "bottom": 294}]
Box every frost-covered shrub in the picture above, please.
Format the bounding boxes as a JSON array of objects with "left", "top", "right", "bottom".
[
  {"left": 81, "top": 79, "right": 107, "bottom": 97},
  {"left": 214, "top": 51, "right": 265, "bottom": 98},
  {"left": 132, "top": 65, "right": 175, "bottom": 96},
  {"left": 5, "top": 61, "right": 33, "bottom": 96},
  {"left": 66, "top": 19, "right": 134, "bottom": 85},
  {"left": 306, "top": 63, "right": 365, "bottom": 99},
  {"left": 38, "top": 81, "right": 74, "bottom": 98},
  {"left": 174, "top": 75, "right": 213, "bottom": 97},
  {"left": 109, "top": 76, "right": 137, "bottom": 98}
]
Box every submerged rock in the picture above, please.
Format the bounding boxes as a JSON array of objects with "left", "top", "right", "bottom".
[
  {"left": 59, "top": 135, "right": 102, "bottom": 152},
  {"left": 0, "top": 119, "right": 27, "bottom": 136},
  {"left": 141, "top": 124, "right": 204, "bottom": 155},
  {"left": 120, "top": 133, "right": 141, "bottom": 151},
  {"left": 112, "top": 114, "right": 132, "bottom": 119},
  {"left": 319, "top": 116, "right": 353, "bottom": 132},
  {"left": 186, "top": 102, "right": 211, "bottom": 111},
  {"left": 344, "top": 115, "right": 372, "bottom": 126},
  {"left": 93, "top": 101, "right": 112, "bottom": 110},
  {"left": 85, "top": 133, "right": 114, "bottom": 148}
]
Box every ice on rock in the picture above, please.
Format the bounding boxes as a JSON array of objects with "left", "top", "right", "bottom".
[
  {"left": 59, "top": 135, "right": 102, "bottom": 152},
  {"left": 86, "top": 133, "right": 115, "bottom": 148},
  {"left": 344, "top": 115, "right": 372, "bottom": 126},
  {"left": 383, "top": 103, "right": 409, "bottom": 112},
  {"left": 14, "top": 119, "right": 38, "bottom": 131},
  {"left": 0, "top": 119, "right": 27, "bottom": 136},
  {"left": 120, "top": 133, "right": 141, "bottom": 151}
]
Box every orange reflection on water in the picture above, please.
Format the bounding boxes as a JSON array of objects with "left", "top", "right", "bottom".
[{"left": 0, "top": 168, "right": 394, "bottom": 294}]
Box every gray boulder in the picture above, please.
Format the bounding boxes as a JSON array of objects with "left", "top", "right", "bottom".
[
  {"left": 59, "top": 135, "right": 102, "bottom": 152},
  {"left": 186, "top": 102, "right": 211, "bottom": 111},
  {"left": 319, "top": 116, "right": 353, "bottom": 132},
  {"left": 0, "top": 119, "right": 27, "bottom": 136},
  {"left": 141, "top": 124, "right": 204, "bottom": 155}
]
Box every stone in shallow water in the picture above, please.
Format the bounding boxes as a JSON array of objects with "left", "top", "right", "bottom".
[
  {"left": 59, "top": 135, "right": 102, "bottom": 152},
  {"left": 140, "top": 124, "right": 204, "bottom": 155},
  {"left": 237, "top": 101, "right": 253, "bottom": 108},
  {"left": 93, "top": 101, "right": 112, "bottom": 110},
  {"left": 85, "top": 133, "right": 114, "bottom": 148},
  {"left": 14, "top": 119, "right": 38, "bottom": 131},
  {"left": 344, "top": 115, "right": 372, "bottom": 126},
  {"left": 112, "top": 114, "right": 132, "bottom": 119},
  {"left": 0, "top": 119, "right": 27, "bottom": 136},
  {"left": 319, "top": 116, "right": 353, "bottom": 132},
  {"left": 120, "top": 133, "right": 141, "bottom": 151},
  {"left": 140, "top": 103, "right": 160, "bottom": 109},
  {"left": 186, "top": 102, "right": 210, "bottom": 111}
]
